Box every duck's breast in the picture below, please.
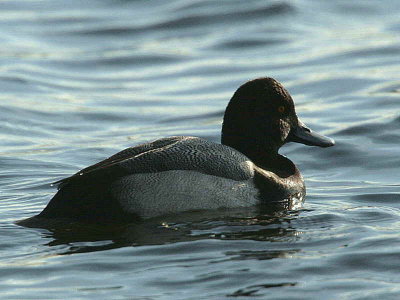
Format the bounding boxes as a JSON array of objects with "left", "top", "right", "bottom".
[{"left": 110, "top": 170, "right": 259, "bottom": 218}]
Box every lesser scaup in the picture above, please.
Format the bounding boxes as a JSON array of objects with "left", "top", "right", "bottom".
[{"left": 29, "top": 77, "right": 334, "bottom": 223}]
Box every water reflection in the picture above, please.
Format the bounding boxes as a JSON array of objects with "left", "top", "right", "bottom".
[
  {"left": 19, "top": 207, "right": 303, "bottom": 256},
  {"left": 228, "top": 282, "right": 297, "bottom": 297}
]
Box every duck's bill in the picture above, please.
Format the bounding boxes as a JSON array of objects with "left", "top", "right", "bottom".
[{"left": 289, "top": 120, "right": 335, "bottom": 147}]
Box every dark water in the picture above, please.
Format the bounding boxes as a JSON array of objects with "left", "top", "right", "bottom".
[{"left": 1, "top": 0, "right": 400, "bottom": 299}]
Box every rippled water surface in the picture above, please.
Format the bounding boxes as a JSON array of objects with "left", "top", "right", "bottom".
[{"left": 1, "top": 0, "right": 400, "bottom": 299}]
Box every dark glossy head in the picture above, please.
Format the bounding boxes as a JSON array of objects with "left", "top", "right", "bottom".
[{"left": 221, "top": 77, "right": 334, "bottom": 158}]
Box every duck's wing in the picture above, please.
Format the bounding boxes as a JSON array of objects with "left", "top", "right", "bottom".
[
  {"left": 54, "top": 136, "right": 254, "bottom": 189},
  {"left": 53, "top": 136, "right": 181, "bottom": 188}
]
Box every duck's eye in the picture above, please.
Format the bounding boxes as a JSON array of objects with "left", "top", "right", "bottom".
[{"left": 277, "top": 106, "right": 285, "bottom": 113}]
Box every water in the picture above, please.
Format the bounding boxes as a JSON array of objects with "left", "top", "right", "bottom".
[{"left": 1, "top": 0, "right": 400, "bottom": 299}]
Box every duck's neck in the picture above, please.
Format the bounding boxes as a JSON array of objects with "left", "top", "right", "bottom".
[
  {"left": 222, "top": 131, "right": 276, "bottom": 166},
  {"left": 221, "top": 131, "right": 296, "bottom": 178}
]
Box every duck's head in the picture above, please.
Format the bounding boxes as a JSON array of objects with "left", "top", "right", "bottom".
[{"left": 221, "top": 77, "right": 334, "bottom": 158}]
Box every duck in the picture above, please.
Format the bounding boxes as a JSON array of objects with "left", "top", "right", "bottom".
[{"left": 31, "top": 77, "right": 334, "bottom": 223}]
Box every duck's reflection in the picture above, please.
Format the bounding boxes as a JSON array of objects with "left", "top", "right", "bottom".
[{"left": 18, "top": 204, "right": 304, "bottom": 256}]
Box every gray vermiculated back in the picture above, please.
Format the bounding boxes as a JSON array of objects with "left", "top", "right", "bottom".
[
  {"left": 57, "top": 136, "right": 254, "bottom": 187},
  {"left": 118, "top": 136, "right": 254, "bottom": 181}
]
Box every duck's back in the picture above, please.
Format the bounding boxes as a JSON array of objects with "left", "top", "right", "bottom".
[{"left": 38, "top": 136, "right": 259, "bottom": 221}]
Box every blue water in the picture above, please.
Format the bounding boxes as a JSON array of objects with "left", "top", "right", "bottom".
[{"left": 1, "top": 0, "right": 400, "bottom": 299}]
